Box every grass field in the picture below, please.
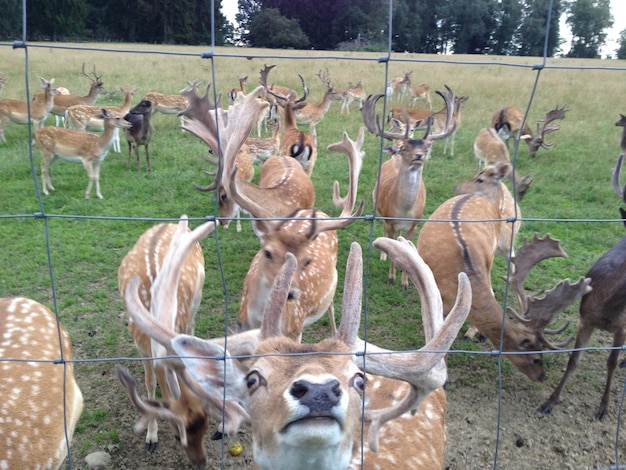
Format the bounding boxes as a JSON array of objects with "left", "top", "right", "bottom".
[{"left": 1, "top": 42, "right": 626, "bottom": 468}]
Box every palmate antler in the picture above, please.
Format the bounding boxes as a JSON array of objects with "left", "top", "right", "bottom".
[
  {"left": 536, "top": 105, "right": 567, "bottom": 149},
  {"left": 508, "top": 233, "right": 592, "bottom": 349}
]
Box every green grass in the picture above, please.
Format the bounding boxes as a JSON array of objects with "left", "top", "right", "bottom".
[{"left": 1, "top": 43, "right": 626, "bottom": 464}]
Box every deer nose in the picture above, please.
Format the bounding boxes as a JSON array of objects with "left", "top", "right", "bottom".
[{"left": 290, "top": 379, "right": 342, "bottom": 413}]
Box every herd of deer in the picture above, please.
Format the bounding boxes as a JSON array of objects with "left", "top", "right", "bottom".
[{"left": 1, "top": 61, "right": 626, "bottom": 470}]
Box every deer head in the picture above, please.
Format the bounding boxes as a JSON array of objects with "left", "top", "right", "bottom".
[{"left": 525, "top": 105, "right": 567, "bottom": 157}]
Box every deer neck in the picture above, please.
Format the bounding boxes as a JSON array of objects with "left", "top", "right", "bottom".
[
  {"left": 84, "top": 83, "right": 101, "bottom": 103},
  {"left": 99, "top": 122, "right": 119, "bottom": 150},
  {"left": 318, "top": 91, "right": 335, "bottom": 113},
  {"left": 391, "top": 163, "right": 424, "bottom": 210}
]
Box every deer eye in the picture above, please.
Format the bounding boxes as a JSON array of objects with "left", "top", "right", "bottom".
[
  {"left": 245, "top": 371, "right": 266, "bottom": 395},
  {"left": 263, "top": 249, "right": 272, "bottom": 260},
  {"left": 350, "top": 373, "right": 365, "bottom": 392}
]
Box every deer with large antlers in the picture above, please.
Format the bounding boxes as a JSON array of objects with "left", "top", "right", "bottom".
[
  {"left": 294, "top": 69, "right": 343, "bottom": 145},
  {"left": 417, "top": 171, "right": 591, "bottom": 381},
  {"left": 66, "top": 86, "right": 138, "bottom": 153},
  {"left": 35, "top": 108, "right": 131, "bottom": 199},
  {"left": 540, "top": 154, "right": 626, "bottom": 420},
  {"left": 491, "top": 105, "right": 567, "bottom": 157},
  {"left": 0, "top": 297, "right": 83, "bottom": 470},
  {"left": 33, "top": 64, "right": 106, "bottom": 127},
  {"left": 117, "top": 216, "right": 240, "bottom": 468},
  {"left": 363, "top": 86, "right": 457, "bottom": 289},
  {"left": 0, "top": 77, "right": 59, "bottom": 143},
  {"left": 260, "top": 64, "right": 318, "bottom": 175},
  {"left": 117, "top": 232, "right": 472, "bottom": 470}
]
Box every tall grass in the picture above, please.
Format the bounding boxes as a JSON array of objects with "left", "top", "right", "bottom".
[{"left": 1, "top": 42, "right": 626, "bottom": 466}]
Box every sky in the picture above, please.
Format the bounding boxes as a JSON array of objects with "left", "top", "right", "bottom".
[{"left": 221, "top": 0, "right": 626, "bottom": 57}]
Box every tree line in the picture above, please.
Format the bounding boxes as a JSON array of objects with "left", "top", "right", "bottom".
[{"left": 2, "top": 0, "right": 624, "bottom": 59}]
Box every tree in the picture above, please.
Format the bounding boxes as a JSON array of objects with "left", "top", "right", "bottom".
[
  {"left": 617, "top": 28, "right": 626, "bottom": 60},
  {"left": 27, "top": 0, "right": 87, "bottom": 40},
  {"left": 517, "top": 0, "right": 562, "bottom": 57},
  {"left": 490, "top": 0, "right": 523, "bottom": 55},
  {"left": 566, "top": 0, "right": 613, "bottom": 58},
  {"left": 246, "top": 8, "right": 309, "bottom": 49}
]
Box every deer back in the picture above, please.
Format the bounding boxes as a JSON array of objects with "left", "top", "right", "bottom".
[{"left": 0, "top": 296, "right": 83, "bottom": 470}]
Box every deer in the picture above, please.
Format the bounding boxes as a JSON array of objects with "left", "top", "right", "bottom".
[
  {"left": 491, "top": 105, "right": 567, "bottom": 157},
  {"left": 33, "top": 63, "right": 106, "bottom": 127},
  {"left": 35, "top": 109, "right": 132, "bottom": 199},
  {"left": 294, "top": 69, "right": 344, "bottom": 145},
  {"left": 616, "top": 113, "right": 626, "bottom": 155},
  {"left": 143, "top": 88, "right": 189, "bottom": 130},
  {"left": 362, "top": 85, "right": 457, "bottom": 289},
  {"left": 386, "top": 71, "right": 412, "bottom": 104},
  {"left": 117, "top": 232, "right": 472, "bottom": 470},
  {"left": 117, "top": 216, "right": 247, "bottom": 468},
  {"left": 124, "top": 99, "right": 153, "bottom": 172},
  {"left": 540, "top": 154, "right": 626, "bottom": 420},
  {"left": 0, "top": 296, "right": 83, "bottom": 470},
  {"left": 417, "top": 162, "right": 591, "bottom": 382},
  {"left": 339, "top": 80, "right": 366, "bottom": 115},
  {"left": 473, "top": 127, "right": 535, "bottom": 200},
  {"left": 407, "top": 82, "right": 432, "bottom": 109},
  {"left": 66, "top": 86, "right": 138, "bottom": 153},
  {"left": 0, "top": 77, "right": 59, "bottom": 143},
  {"left": 244, "top": 114, "right": 281, "bottom": 163},
  {"left": 260, "top": 64, "right": 318, "bottom": 176}
]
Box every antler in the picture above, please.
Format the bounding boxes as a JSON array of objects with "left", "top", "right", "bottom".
[
  {"left": 80, "top": 63, "right": 101, "bottom": 82},
  {"left": 508, "top": 233, "right": 592, "bottom": 349},
  {"left": 361, "top": 93, "right": 408, "bottom": 141},
  {"left": 315, "top": 69, "right": 333, "bottom": 90},
  {"left": 329, "top": 127, "right": 365, "bottom": 212},
  {"left": 339, "top": 237, "right": 471, "bottom": 451},
  {"left": 536, "top": 105, "right": 567, "bottom": 149}
]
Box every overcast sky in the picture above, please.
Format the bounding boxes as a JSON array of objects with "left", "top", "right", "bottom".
[{"left": 221, "top": 0, "right": 625, "bottom": 57}]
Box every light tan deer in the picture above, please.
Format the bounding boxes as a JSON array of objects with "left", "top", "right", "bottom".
[
  {"left": 540, "top": 154, "right": 626, "bottom": 420},
  {"left": 117, "top": 216, "right": 233, "bottom": 468},
  {"left": 408, "top": 82, "right": 432, "bottom": 109},
  {"left": 417, "top": 178, "right": 591, "bottom": 381},
  {"left": 245, "top": 114, "right": 281, "bottom": 163},
  {"left": 294, "top": 69, "right": 344, "bottom": 144},
  {"left": 385, "top": 71, "right": 412, "bottom": 103},
  {"left": 66, "top": 86, "right": 138, "bottom": 153},
  {"left": 143, "top": 88, "right": 189, "bottom": 129},
  {"left": 339, "top": 80, "right": 366, "bottom": 115},
  {"left": 118, "top": 234, "right": 472, "bottom": 470},
  {"left": 33, "top": 64, "right": 106, "bottom": 127},
  {"left": 362, "top": 86, "right": 456, "bottom": 288},
  {"left": 0, "top": 296, "right": 83, "bottom": 470},
  {"left": 35, "top": 109, "right": 132, "bottom": 199},
  {"left": 491, "top": 105, "right": 567, "bottom": 157},
  {"left": 0, "top": 77, "right": 59, "bottom": 142},
  {"left": 234, "top": 129, "right": 365, "bottom": 341},
  {"left": 260, "top": 65, "right": 318, "bottom": 175}
]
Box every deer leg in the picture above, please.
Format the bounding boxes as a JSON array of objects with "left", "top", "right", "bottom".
[
  {"left": 40, "top": 154, "right": 57, "bottom": 194},
  {"left": 143, "top": 361, "right": 159, "bottom": 453},
  {"left": 133, "top": 144, "right": 141, "bottom": 171},
  {"left": 596, "top": 330, "right": 626, "bottom": 421},
  {"left": 144, "top": 143, "right": 151, "bottom": 173},
  {"left": 127, "top": 142, "right": 133, "bottom": 168},
  {"left": 539, "top": 324, "right": 594, "bottom": 414}
]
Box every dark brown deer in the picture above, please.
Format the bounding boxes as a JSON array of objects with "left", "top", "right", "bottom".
[
  {"left": 124, "top": 99, "right": 153, "bottom": 172},
  {"left": 616, "top": 113, "right": 626, "bottom": 156},
  {"left": 540, "top": 154, "right": 626, "bottom": 419}
]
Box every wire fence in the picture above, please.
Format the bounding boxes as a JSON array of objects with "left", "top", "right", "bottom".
[{"left": 2, "top": 0, "right": 626, "bottom": 468}]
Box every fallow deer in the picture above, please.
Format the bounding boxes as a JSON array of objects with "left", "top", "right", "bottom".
[
  {"left": 386, "top": 71, "right": 411, "bottom": 104},
  {"left": 143, "top": 88, "right": 189, "bottom": 129},
  {"left": 260, "top": 64, "right": 318, "bottom": 176},
  {"left": 0, "top": 77, "right": 59, "bottom": 142},
  {"left": 124, "top": 99, "right": 153, "bottom": 172},
  {"left": 473, "top": 127, "right": 535, "bottom": 200},
  {"left": 417, "top": 174, "right": 591, "bottom": 381},
  {"left": 294, "top": 69, "right": 344, "bottom": 145},
  {"left": 540, "top": 154, "right": 626, "bottom": 420},
  {"left": 244, "top": 114, "right": 281, "bottom": 163},
  {"left": 117, "top": 216, "right": 227, "bottom": 468},
  {"left": 118, "top": 234, "right": 472, "bottom": 470},
  {"left": 33, "top": 63, "right": 106, "bottom": 127},
  {"left": 0, "top": 296, "right": 83, "bottom": 470},
  {"left": 491, "top": 105, "right": 567, "bottom": 157},
  {"left": 227, "top": 75, "right": 248, "bottom": 105},
  {"left": 339, "top": 80, "right": 366, "bottom": 115},
  {"left": 616, "top": 113, "right": 626, "bottom": 155},
  {"left": 35, "top": 109, "right": 132, "bottom": 199},
  {"left": 66, "top": 86, "right": 138, "bottom": 153},
  {"left": 408, "top": 82, "right": 432, "bottom": 109},
  {"left": 362, "top": 86, "right": 456, "bottom": 288}
]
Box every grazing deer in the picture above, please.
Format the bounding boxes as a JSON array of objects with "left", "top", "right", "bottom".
[
  {"left": 33, "top": 63, "right": 106, "bottom": 127},
  {"left": 117, "top": 216, "right": 223, "bottom": 467},
  {"left": 540, "top": 154, "right": 626, "bottom": 420},
  {"left": 143, "top": 88, "right": 189, "bottom": 130},
  {"left": 260, "top": 64, "right": 318, "bottom": 176},
  {"left": 66, "top": 86, "right": 138, "bottom": 153},
  {"left": 362, "top": 86, "right": 456, "bottom": 288},
  {"left": 0, "top": 77, "right": 59, "bottom": 142},
  {"left": 294, "top": 69, "right": 344, "bottom": 144},
  {"left": 35, "top": 109, "right": 131, "bottom": 199},
  {"left": 616, "top": 113, "right": 626, "bottom": 155},
  {"left": 491, "top": 105, "right": 567, "bottom": 157},
  {"left": 339, "top": 80, "right": 366, "bottom": 115},
  {"left": 124, "top": 99, "right": 154, "bottom": 172},
  {"left": 118, "top": 233, "right": 472, "bottom": 470},
  {"left": 234, "top": 129, "right": 365, "bottom": 341},
  {"left": 407, "top": 82, "right": 432, "bottom": 109},
  {"left": 0, "top": 296, "right": 83, "bottom": 470},
  {"left": 473, "top": 127, "right": 535, "bottom": 200},
  {"left": 417, "top": 175, "right": 591, "bottom": 381}
]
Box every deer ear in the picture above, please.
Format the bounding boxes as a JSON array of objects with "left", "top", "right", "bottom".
[
  {"left": 520, "top": 134, "right": 532, "bottom": 141},
  {"left": 172, "top": 335, "right": 247, "bottom": 403},
  {"left": 383, "top": 145, "right": 397, "bottom": 155},
  {"left": 496, "top": 162, "right": 511, "bottom": 180}
]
